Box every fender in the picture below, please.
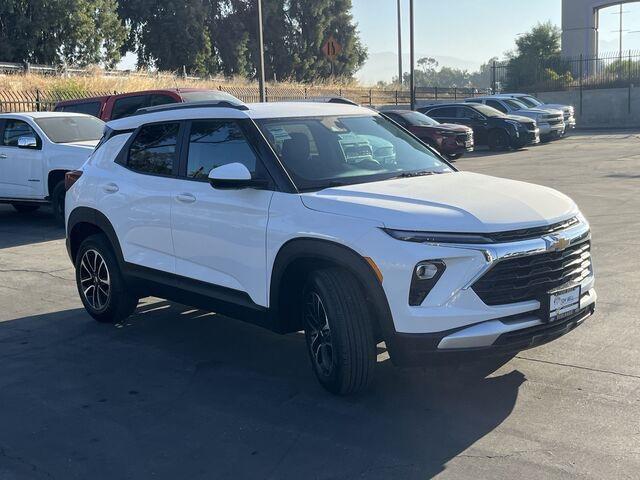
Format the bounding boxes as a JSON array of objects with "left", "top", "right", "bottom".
[
  {"left": 66, "top": 206, "right": 125, "bottom": 265},
  {"left": 269, "top": 238, "right": 398, "bottom": 349}
]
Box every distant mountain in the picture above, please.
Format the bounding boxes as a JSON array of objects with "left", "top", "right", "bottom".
[{"left": 356, "top": 51, "right": 482, "bottom": 85}]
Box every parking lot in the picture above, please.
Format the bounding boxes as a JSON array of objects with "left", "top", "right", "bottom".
[{"left": 0, "top": 131, "right": 639, "bottom": 479}]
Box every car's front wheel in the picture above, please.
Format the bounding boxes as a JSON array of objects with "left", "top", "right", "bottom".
[
  {"left": 75, "top": 234, "right": 138, "bottom": 323},
  {"left": 303, "top": 268, "right": 376, "bottom": 395},
  {"left": 488, "top": 129, "right": 511, "bottom": 151},
  {"left": 445, "top": 152, "right": 463, "bottom": 161}
]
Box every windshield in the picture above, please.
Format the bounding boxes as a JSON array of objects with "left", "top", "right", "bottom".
[
  {"left": 34, "top": 116, "right": 105, "bottom": 143},
  {"left": 472, "top": 104, "right": 504, "bottom": 118},
  {"left": 504, "top": 99, "right": 529, "bottom": 110},
  {"left": 521, "top": 95, "right": 543, "bottom": 107},
  {"left": 256, "top": 114, "right": 453, "bottom": 191},
  {"left": 399, "top": 111, "right": 440, "bottom": 126}
]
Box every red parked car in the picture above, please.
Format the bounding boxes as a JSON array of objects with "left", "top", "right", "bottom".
[
  {"left": 54, "top": 88, "right": 239, "bottom": 121},
  {"left": 381, "top": 110, "right": 474, "bottom": 160}
]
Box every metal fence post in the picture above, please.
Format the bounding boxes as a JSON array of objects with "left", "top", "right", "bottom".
[
  {"left": 369, "top": 88, "right": 372, "bottom": 106},
  {"left": 454, "top": 87, "right": 457, "bottom": 100},
  {"left": 395, "top": 90, "right": 398, "bottom": 105},
  {"left": 304, "top": 87, "right": 307, "bottom": 99},
  {"left": 491, "top": 61, "right": 496, "bottom": 94},
  {"left": 579, "top": 54, "right": 583, "bottom": 116},
  {"left": 265, "top": 86, "right": 268, "bottom": 103},
  {"left": 434, "top": 86, "right": 438, "bottom": 101},
  {"left": 629, "top": 51, "right": 632, "bottom": 114},
  {"left": 36, "top": 89, "right": 41, "bottom": 112}
]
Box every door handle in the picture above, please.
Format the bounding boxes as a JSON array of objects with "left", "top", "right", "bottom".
[
  {"left": 102, "top": 183, "right": 119, "bottom": 193},
  {"left": 176, "top": 193, "right": 196, "bottom": 204},
  {"left": 0, "top": 154, "right": 7, "bottom": 159}
]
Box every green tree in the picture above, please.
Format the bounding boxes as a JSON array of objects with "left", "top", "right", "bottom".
[
  {"left": 119, "top": 0, "right": 217, "bottom": 74},
  {"left": 505, "top": 21, "right": 570, "bottom": 90},
  {"left": 0, "top": 0, "right": 126, "bottom": 67}
]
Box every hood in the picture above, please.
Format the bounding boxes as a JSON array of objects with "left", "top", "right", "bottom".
[
  {"left": 59, "top": 139, "right": 100, "bottom": 149},
  {"left": 543, "top": 104, "right": 573, "bottom": 115},
  {"left": 430, "top": 123, "right": 471, "bottom": 132},
  {"left": 301, "top": 172, "right": 577, "bottom": 233},
  {"left": 504, "top": 114, "right": 535, "bottom": 124}
]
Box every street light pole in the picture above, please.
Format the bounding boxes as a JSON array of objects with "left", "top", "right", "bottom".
[
  {"left": 397, "top": 0, "right": 402, "bottom": 86},
  {"left": 409, "top": 0, "right": 415, "bottom": 110},
  {"left": 257, "top": 0, "right": 266, "bottom": 102}
]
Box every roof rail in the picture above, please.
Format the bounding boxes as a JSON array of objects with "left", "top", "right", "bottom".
[{"left": 134, "top": 99, "right": 249, "bottom": 116}]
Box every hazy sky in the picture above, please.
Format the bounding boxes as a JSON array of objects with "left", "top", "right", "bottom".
[{"left": 351, "top": 0, "right": 562, "bottom": 61}]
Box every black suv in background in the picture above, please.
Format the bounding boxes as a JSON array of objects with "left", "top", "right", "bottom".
[{"left": 419, "top": 103, "right": 540, "bottom": 150}]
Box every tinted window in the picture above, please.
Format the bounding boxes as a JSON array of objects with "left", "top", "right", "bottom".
[
  {"left": 186, "top": 120, "right": 258, "bottom": 179},
  {"left": 2, "top": 119, "right": 38, "bottom": 147},
  {"left": 148, "top": 94, "right": 175, "bottom": 108},
  {"left": 399, "top": 111, "right": 439, "bottom": 126},
  {"left": 426, "top": 107, "right": 457, "bottom": 118},
  {"left": 127, "top": 123, "right": 179, "bottom": 175},
  {"left": 383, "top": 112, "right": 409, "bottom": 126},
  {"left": 58, "top": 102, "right": 102, "bottom": 117},
  {"left": 112, "top": 95, "right": 148, "bottom": 120},
  {"left": 34, "top": 116, "right": 104, "bottom": 143},
  {"left": 486, "top": 100, "right": 508, "bottom": 113},
  {"left": 459, "top": 107, "right": 479, "bottom": 119}
]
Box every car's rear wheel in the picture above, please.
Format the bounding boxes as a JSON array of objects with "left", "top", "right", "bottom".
[
  {"left": 12, "top": 204, "right": 40, "bottom": 213},
  {"left": 75, "top": 234, "right": 138, "bottom": 323},
  {"left": 303, "top": 268, "right": 376, "bottom": 395},
  {"left": 51, "top": 180, "right": 66, "bottom": 226},
  {"left": 488, "top": 129, "right": 511, "bottom": 151},
  {"left": 445, "top": 153, "right": 463, "bottom": 161}
]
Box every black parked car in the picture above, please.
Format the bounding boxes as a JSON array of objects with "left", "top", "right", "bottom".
[{"left": 419, "top": 103, "right": 540, "bottom": 150}]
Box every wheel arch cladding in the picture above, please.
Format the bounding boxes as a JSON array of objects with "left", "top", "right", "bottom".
[
  {"left": 67, "top": 207, "right": 124, "bottom": 265},
  {"left": 269, "top": 238, "right": 395, "bottom": 343}
]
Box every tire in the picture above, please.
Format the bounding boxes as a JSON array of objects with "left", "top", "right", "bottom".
[
  {"left": 302, "top": 268, "right": 376, "bottom": 395},
  {"left": 12, "top": 204, "right": 40, "bottom": 213},
  {"left": 75, "top": 234, "right": 138, "bottom": 323},
  {"left": 487, "top": 129, "right": 511, "bottom": 151},
  {"left": 51, "top": 180, "right": 66, "bottom": 226},
  {"left": 445, "top": 153, "right": 463, "bottom": 161}
]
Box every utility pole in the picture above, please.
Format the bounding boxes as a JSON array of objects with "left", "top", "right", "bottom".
[
  {"left": 257, "top": 0, "right": 266, "bottom": 102},
  {"left": 397, "top": 0, "right": 402, "bottom": 86},
  {"left": 409, "top": 0, "right": 415, "bottom": 110}
]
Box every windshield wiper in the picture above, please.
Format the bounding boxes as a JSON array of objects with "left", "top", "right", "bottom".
[{"left": 392, "top": 170, "right": 438, "bottom": 179}]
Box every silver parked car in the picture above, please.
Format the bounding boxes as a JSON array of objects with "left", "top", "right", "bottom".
[
  {"left": 499, "top": 93, "right": 576, "bottom": 131},
  {"left": 465, "top": 96, "right": 565, "bottom": 141}
]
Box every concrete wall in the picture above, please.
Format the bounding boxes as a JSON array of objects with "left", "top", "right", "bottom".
[{"left": 538, "top": 87, "right": 640, "bottom": 128}]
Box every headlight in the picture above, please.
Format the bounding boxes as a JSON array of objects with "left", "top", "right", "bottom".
[
  {"left": 409, "top": 260, "right": 446, "bottom": 306},
  {"left": 383, "top": 228, "right": 493, "bottom": 244}
]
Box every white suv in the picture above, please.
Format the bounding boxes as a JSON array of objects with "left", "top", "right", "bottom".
[
  {"left": 0, "top": 112, "right": 104, "bottom": 222},
  {"left": 65, "top": 99, "right": 596, "bottom": 394}
]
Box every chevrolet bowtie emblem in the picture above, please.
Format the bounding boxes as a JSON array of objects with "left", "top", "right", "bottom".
[{"left": 544, "top": 234, "right": 570, "bottom": 252}]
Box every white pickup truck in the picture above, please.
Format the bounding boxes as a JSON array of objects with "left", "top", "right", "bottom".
[{"left": 0, "top": 112, "right": 104, "bottom": 223}]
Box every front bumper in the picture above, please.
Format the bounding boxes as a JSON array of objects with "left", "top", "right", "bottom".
[
  {"left": 390, "top": 303, "right": 595, "bottom": 366},
  {"left": 538, "top": 122, "right": 565, "bottom": 138},
  {"left": 374, "top": 217, "right": 595, "bottom": 366}
]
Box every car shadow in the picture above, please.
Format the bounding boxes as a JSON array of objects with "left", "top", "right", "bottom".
[
  {"left": 0, "top": 300, "right": 525, "bottom": 479},
  {"left": 0, "top": 204, "right": 64, "bottom": 249}
]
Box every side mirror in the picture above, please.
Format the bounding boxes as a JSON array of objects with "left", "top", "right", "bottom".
[
  {"left": 18, "top": 136, "right": 38, "bottom": 149},
  {"left": 208, "top": 162, "right": 268, "bottom": 190}
]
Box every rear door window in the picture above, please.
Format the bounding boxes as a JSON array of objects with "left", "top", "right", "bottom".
[
  {"left": 427, "top": 107, "right": 457, "bottom": 118},
  {"left": 111, "top": 95, "right": 148, "bottom": 120},
  {"left": 127, "top": 122, "right": 180, "bottom": 175},
  {"left": 58, "top": 102, "right": 102, "bottom": 117}
]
